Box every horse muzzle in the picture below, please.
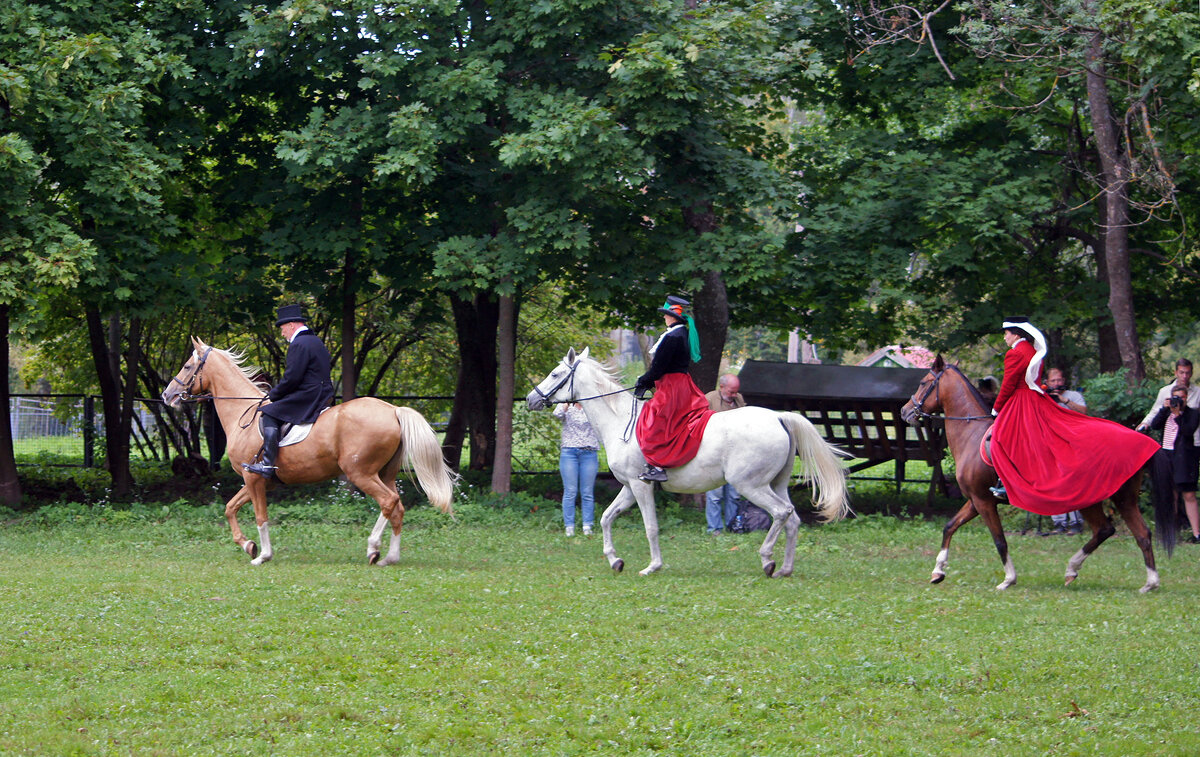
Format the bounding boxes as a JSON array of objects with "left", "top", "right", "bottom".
[{"left": 525, "top": 390, "right": 548, "bottom": 411}]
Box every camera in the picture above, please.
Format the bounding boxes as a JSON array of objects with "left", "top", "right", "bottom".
[{"left": 1170, "top": 396, "right": 1185, "bottom": 409}]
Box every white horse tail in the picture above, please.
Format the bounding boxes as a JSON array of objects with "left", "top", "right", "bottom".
[
  {"left": 394, "top": 406, "right": 455, "bottom": 514},
  {"left": 778, "top": 412, "right": 851, "bottom": 523}
]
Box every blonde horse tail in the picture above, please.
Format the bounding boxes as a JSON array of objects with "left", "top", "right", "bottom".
[
  {"left": 779, "top": 412, "right": 851, "bottom": 523},
  {"left": 394, "top": 406, "right": 455, "bottom": 515}
]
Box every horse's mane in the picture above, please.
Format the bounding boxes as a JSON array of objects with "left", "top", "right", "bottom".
[
  {"left": 206, "top": 345, "right": 269, "bottom": 393},
  {"left": 945, "top": 364, "right": 992, "bottom": 412},
  {"left": 579, "top": 356, "right": 628, "bottom": 413}
]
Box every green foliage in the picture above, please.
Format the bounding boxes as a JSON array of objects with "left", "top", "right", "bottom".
[
  {"left": 1081, "top": 368, "right": 1159, "bottom": 425},
  {"left": 779, "top": 0, "right": 1200, "bottom": 369}
]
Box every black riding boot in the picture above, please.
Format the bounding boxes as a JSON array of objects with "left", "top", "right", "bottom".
[
  {"left": 244, "top": 416, "right": 281, "bottom": 478},
  {"left": 639, "top": 464, "right": 668, "bottom": 482}
]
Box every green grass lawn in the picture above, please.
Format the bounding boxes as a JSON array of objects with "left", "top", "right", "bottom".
[{"left": 2, "top": 497, "right": 1199, "bottom": 755}]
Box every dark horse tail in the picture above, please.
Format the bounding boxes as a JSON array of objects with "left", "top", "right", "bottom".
[{"left": 1149, "top": 448, "right": 1177, "bottom": 557}]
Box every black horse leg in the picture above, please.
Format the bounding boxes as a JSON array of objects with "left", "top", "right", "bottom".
[
  {"left": 973, "top": 497, "right": 1016, "bottom": 589},
  {"left": 1064, "top": 504, "right": 1115, "bottom": 587}
]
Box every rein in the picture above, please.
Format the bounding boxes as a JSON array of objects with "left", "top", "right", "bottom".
[
  {"left": 908, "top": 369, "right": 994, "bottom": 422},
  {"left": 535, "top": 358, "right": 641, "bottom": 443},
  {"left": 180, "top": 393, "right": 268, "bottom": 402}
]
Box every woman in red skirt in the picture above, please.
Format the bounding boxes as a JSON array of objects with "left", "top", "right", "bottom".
[
  {"left": 991, "top": 317, "right": 1159, "bottom": 515},
  {"left": 634, "top": 296, "right": 713, "bottom": 482}
]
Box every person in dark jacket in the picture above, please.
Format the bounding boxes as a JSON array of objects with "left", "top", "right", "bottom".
[
  {"left": 244, "top": 304, "right": 335, "bottom": 478},
  {"left": 633, "top": 296, "right": 712, "bottom": 482},
  {"left": 1150, "top": 384, "right": 1200, "bottom": 543}
]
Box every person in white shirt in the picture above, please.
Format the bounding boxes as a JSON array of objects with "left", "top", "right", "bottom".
[{"left": 553, "top": 402, "right": 600, "bottom": 537}]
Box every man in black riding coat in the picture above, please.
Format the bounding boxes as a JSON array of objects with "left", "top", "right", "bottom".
[{"left": 244, "top": 304, "right": 335, "bottom": 478}]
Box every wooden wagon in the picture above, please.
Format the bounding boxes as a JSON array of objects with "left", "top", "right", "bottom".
[{"left": 737, "top": 360, "right": 950, "bottom": 502}]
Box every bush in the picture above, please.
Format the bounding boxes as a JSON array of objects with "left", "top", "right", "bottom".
[{"left": 1081, "top": 368, "right": 1158, "bottom": 426}]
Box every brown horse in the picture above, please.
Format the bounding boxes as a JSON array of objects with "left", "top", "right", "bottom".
[
  {"left": 161, "top": 338, "right": 454, "bottom": 565},
  {"left": 900, "top": 356, "right": 1173, "bottom": 593}
]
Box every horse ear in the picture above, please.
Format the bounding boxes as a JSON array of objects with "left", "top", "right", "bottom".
[
  {"left": 566, "top": 347, "right": 577, "bottom": 364},
  {"left": 933, "top": 354, "right": 945, "bottom": 371},
  {"left": 579, "top": 347, "right": 590, "bottom": 361},
  {"left": 191, "top": 336, "right": 205, "bottom": 351}
]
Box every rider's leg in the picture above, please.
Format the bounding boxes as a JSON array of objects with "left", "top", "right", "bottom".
[{"left": 244, "top": 415, "right": 281, "bottom": 477}]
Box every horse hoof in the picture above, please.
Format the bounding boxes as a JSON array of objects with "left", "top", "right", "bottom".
[
  {"left": 930, "top": 573, "right": 946, "bottom": 584},
  {"left": 368, "top": 551, "right": 381, "bottom": 565},
  {"left": 763, "top": 561, "right": 776, "bottom": 578},
  {"left": 1064, "top": 575, "right": 1076, "bottom": 587},
  {"left": 612, "top": 559, "right": 624, "bottom": 573},
  {"left": 245, "top": 541, "right": 258, "bottom": 559}
]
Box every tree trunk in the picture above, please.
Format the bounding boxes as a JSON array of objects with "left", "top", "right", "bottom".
[
  {"left": 682, "top": 199, "right": 728, "bottom": 393},
  {"left": 690, "top": 271, "right": 728, "bottom": 393},
  {"left": 115, "top": 317, "right": 142, "bottom": 495},
  {"left": 491, "top": 292, "right": 516, "bottom": 493},
  {"left": 1091, "top": 203, "right": 1124, "bottom": 373},
  {"left": 341, "top": 250, "right": 358, "bottom": 401},
  {"left": 1084, "top": 24, "right": 1143, "bottom": 382},
  {"left": 0, "top": 304, "right": 22, "bottom": 505},
  {"left": 86, "top": 310, "right": 133, "bottom": 496},
  {"left": 447, "top": 292, "right": 498, "bottom": 471}
]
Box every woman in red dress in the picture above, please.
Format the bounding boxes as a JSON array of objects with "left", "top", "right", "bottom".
[
  {"left": 991, "top": 317, "right": 1160, "bottom": 515},
  {"left": 633, "top": 296, "right": 713, "bottom": 482}
]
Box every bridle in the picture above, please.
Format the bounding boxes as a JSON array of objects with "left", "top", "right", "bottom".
[
  {"left": 170, "top": 347, "right": 268, "bottom": 406},
  {"left": 532, "top": 359, "right": 635, "bottom": 405},
  {"left": 170, "top": 347, "right": 213, "bottom": 401},
  {"left": 907, "top": 368, "right": 993, "bottom": 422},
  {"left": 531, "top": 359, "right": 582, "bottom": 405}
]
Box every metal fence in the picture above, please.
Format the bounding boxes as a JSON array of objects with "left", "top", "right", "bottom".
[
  {"left": 10, "top": 395, "right": 92, "bottom": 464},
  {"left": 7, "top": 394, "right": 565, "bottom": 473}
]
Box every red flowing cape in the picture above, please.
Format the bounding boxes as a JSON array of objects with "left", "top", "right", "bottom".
[
  {"left": 635, "top": 372, "right": 713, "bottom": 468},
  {"left": 992, "top": 346, "right": 1159, "bottom": 515}
]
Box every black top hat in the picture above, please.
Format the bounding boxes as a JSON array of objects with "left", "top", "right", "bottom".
[
  {"left": 658, "top": 295, "right": 690, "bottom": 320},
  {"left": 1001, "top": 316, "right": 1029, "bottom": 330},
  {"left": 275, "top": 304, "right": 308, "bottom": 327}
]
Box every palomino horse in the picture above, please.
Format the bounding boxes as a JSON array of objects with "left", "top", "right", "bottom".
[
  {"left": 900, "top": 356, "right": 1173, "bottom": 593},
  {"left": 161, "top": 338, "right": 454, "bottom": 565},
  {"left": 527, "top": 348, "right": 850, "bottom": 577}
]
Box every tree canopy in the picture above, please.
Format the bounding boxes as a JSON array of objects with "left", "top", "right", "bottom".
[{"left": 3, "top": 0, "right": 1199, "bottom": 499}]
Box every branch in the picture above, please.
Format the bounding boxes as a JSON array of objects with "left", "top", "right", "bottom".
[
  {"left": 849, "top": 0, "right": 957, "bottom": 80},
  {"left": 1131, "top": 247, "right": 1200, "bottom": 281}
]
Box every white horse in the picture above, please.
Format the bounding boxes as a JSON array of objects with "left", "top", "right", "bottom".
[{"left": 527, "top": 348, "right": 850, "bottom": 576}]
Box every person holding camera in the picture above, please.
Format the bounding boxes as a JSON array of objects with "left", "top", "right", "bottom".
[
  {"left": 1044, "top": 367, "right": 1087, "bottom": 534},
  {"left": 1044, "top": 367, "right": 1086, "bottom": 414},
  {"left": 1149, "top": 385, "right": 1200, "bottom": 544},
  {"left": 1137, "top": 358, "right": 1200, "bottom": 434}
]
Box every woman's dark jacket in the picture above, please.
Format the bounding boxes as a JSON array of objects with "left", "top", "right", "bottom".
[
  {"left": 635, "top": 326, "right": 689, "bottom": 393},
  {"left": 1150, "top": 405, "right": 1200, "bottom": 486}
]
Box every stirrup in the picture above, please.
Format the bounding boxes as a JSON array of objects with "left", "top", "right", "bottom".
[{"left": 243, "top": 461, "right": 278, "bottom": 478}]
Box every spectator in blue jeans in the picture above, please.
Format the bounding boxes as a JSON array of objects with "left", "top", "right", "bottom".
[
  {"left": 554, "top": 402, "right": 600, "bottom": 536},
  {"left": 704, "top": 374, "right": 745, "bottom": 534}
]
